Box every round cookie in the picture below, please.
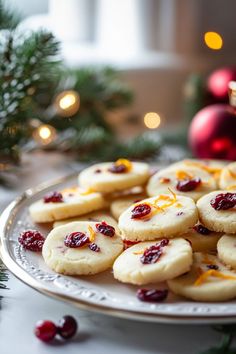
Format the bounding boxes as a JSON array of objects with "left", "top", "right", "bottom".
[
  {"left": 42, "top": 221, "right": 123, "bottom": 275},
  {"left": 110, "top": 194, "right": 147, "bottom": 220},
  {"left": 113, "top": 238, "right": 192, "bottom": 285},
  {"left": 147, "top": 165, "right": 217, "bottom": 201},
  {"left": 219, "top": 162, "right": 236, "bottom": 190},
  {"left": 217, "top": 234, "right": 236, "bottom": 269},
  {"left": 29, "top": 188, "right": 106, "bottom": 223},
  {"left": 53, "top": 211, "right": 118, "bottom": 230},
  {"left": 197, "top": 191, "right": 236, "bottom": 233},
  {"left": 183, "top": 224, "right": 222, "bottom": 252},
  {"left": 78, "top": 159, "right": 150, "bottom": 193},
  {"left": 118, "top": 193, "right": 198, "bottom": 241},
  {"left": 170, "top": 158, "right": 226, "bottom": 177},
  {"left": 168, "top": 252, "right": 236, "bottom": 302}
]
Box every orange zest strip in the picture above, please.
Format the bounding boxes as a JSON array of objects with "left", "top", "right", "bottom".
[
  {"left": 228, "top": 169, "right": 236, "bottom": 179},
  {"left": 88, "top": 225, "right": 96, "bottom": 242},
  {"left": 184, "top": 161, "right": 222, "bottom": 174},
  {"left": 176, "top": 170, "right": 193, "bottom": 180},
  {"left": 114, "top": 158, "right": 132, "bottom": 172},
  {"left": 194, "top": 269, "right": 236, "bottom": 286}
]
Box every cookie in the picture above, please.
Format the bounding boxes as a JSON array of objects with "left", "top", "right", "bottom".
[
  {"left": 113, "top": 238, "right": 192, "bottom": 285},
  {"left": 183, "top": 224, "right": 222, "bottom": 252},
  {"left": 53, "top": 211, "right": 118, "bottom": 231},
  {"left": 110, "top": 194, "right": 147, "bottom": 220},
  {"left": 42, "top": 221, "right": 123, "bottom": 275},
  {"left": 219, "top": 162, "right": 236, "bottom": 190},
  {"left": 147, "top": 165, "right": 217, "bottom": 201},
  {"left": 197, "top": 191, "right": 236, "bottom": 233},
  {"left": 217, "top": 234, "right": 236, "bottom": 269},
  {"left": 168, "top": 252, "right": 236, "bottom": 302},
  {"left": 118, "top": 192, "right": 198, "bottom": 241},
  {"left": 170, "top": 158, "right": 225, "bottom": 177},
  {"left": 78, "top": 159, "right": 150, "bottom": 193},
  {"left": 29, "top": 188, "right": 106, "bottom": 223}
]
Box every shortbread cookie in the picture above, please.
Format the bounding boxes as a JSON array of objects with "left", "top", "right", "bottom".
[
  {"left": 113, "top": 238, "right": 192, "bottom": 285},
  {"left": 147, "top": 166, "right": 216, "bottom": 201},
  {"left": 29, "top": 188, "right": 106, "bottom": 223},
  {"left": 197, "top": 191, "right": 236, "bottom": 233},
  {"left": 217, "top": 234, "right": 236, "bottom": 269},
  {"left": 168, "top": 252, "right": 236, "bottom": 302},
  {"left": 118, "top": 193, "right": 198, "bottom": 241},
  {"left": 42, "top": 221, "right": 123, "bottom": 275},
  {"left": 170, "top": 158, "right": 225, "bottom": 178},
  {"left": 183, "top": 224, "right": 222, "bottom": 252},
  {"left": 78, "top": 159, "right": 150, "bottom": 193},
  {"left": 110, "top": 194, "right": 147, "bottom": 220},
  {"left": 219, "top": 162, "right": 236, "bottom": 190},
  {"left": 53, "top": 211, "right": 118, "bottom": 231}
]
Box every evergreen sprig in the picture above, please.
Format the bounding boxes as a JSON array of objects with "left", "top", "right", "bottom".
[
  {"left": 0, "top": 0, "right": 20, "bottom": 30},
  {"left": 199, "top": 325, "right": 236, "bottom": 354}
]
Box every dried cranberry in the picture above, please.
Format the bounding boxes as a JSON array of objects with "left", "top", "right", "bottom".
[
  {"left": 123, "top": 239, "right": 139, "bottom": 249},
  {"left": 140, "top": 239, "right": 169, "bottom": 264},
  {"left": 176, "top": 178, "right": 201, "bottom": 192},
  {"left": 64, "top": 232, "right": 90, "bottom": 248},
  {"left": 44, "top": 191, "right": 63, "bottom": 203},
  {"left": 108, "top": 164, "right": 127, "bottom": 173},
  {"left": 131, "top": 203, "right": 151, "bottom": 219},
  {"left": 18, "top": 230, "right": 45, "bottom": 252},
  {"left": 96, "top": 221, "right": 115, "bottom": 237},
  {"left": 137, "top": 289, "right": 168, "bottom": 302},
  {"left": 206, "top": 264, "right": 219, "bottom": 270},
  {"left": 210, "top": 193, "right": 236, "bottom": 210},
  {"left": 94, "top": 169, "right": 101, "bottom": 173},
  {"left": 57, "top": 315, "right": 78, "bottom": 339},
  {"left": 34, "top": 320, "right": 57, "bottom": 342},
  {"left": 176, "top": 211, "right": 184, "bottom": 216},
  {"left": 89, "top": 243, "right": 100, "bottom": 252},
  {"left": 193, "top": 224, "right": 211, "bottom": 235}
]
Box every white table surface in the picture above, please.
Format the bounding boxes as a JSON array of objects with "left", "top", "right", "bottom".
[{"left": 0, "top": 152, "right": 224, "bottom": 354}]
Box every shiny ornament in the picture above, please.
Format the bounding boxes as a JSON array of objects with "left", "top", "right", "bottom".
[
  {"left": 207, "top": 67, "right": 236, "bottom": 102},
  {"left": 189, "top": 104, "right": 236, "bottom": 160}
]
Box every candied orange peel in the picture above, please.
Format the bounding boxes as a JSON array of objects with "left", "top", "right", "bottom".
[
  {"left": 88, "top": 225, "right": 96, "bottom": 242},
  {"left": 114, "top": 158, "right": 132, "bottom": 172},
  {"left": 194, "top": 269, "right": 236, "bottom": 286}
]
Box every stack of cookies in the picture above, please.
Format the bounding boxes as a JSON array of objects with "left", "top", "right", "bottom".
[{"left": 28, "top": 158, "right": 236, "bottom": 302}]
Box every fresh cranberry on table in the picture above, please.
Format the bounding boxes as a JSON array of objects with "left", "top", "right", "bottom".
[
  {"left": 57, "top": 315, "right": 78, "bottom": 339},
  {"left": 34, "top": 320, "right": 57, "bottom": 342},
  {"left": 96, "top": 221, "right": 115, "bottom": 237},
  {"left": 108, "top": 164, "right": 127, "bottom": 173},
  {"left": 137, "top": 289, "right": 168, "bottom": 302},
  {"left": 210, "top": 192, "right": 236, "bottom": 210},
  {"left": 18, "top": 230, "right": 45, "bottom": 252},
  {"left": 176, "top": 178, "right": 201, "bottom": 192},
  {"left": 89, "top": 242, "right": 100, "bottom": 252},
  {"left": 140, "top": 239, "right": 169, "bottom": 264},
  {"left": 43, "top": 191, "right": 63, "bottom": 203},
  {"left": 64, "top": 232, "right": 90, "bottom": 248},
  {"left": 193, "top": 224, "right": 211, "bottom": 235},
  {"left": 131, "top": 203, "right": 151, "bottom": 219}
]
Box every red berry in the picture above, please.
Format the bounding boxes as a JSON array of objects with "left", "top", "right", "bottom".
[
  {"left": 210, "top": 192, "right": 236, "bottom": 210},
  {"left": 131, "top": 203, "right": 151, "bottom": 219},
  {"left": 176, "top": 178, "right": 201, "bottom": 192},
  {"left": 137, "top": 289, "right": 168, "bottom": 302},
  {"left": 140, "top": 239, "right": 169, "bottom": 264},
  {"left": 108, "top": 164, "right": 127, "bottom": 173},
  {"left": 44, "top": 191, "right": 63, "bottom": 203},
  {"left": 64, "top": 232, "right": 90, "bottom": 248},
  {"left": 96, "top": 221, "right": 115, "bottom": 237},
  {"left": 193, "top": 224, "right": 211, "bottom": 235},
  {"left": 34, "top": 320, "right": 57, "bottom": 342},
  {"left": 18, "top": 230, "right": 45, "bottom": 252},
  {"left": 57, "top": 315, "right": 78, "bottom": 339},
  {"left": 89, "top": 243, "right": 100, "bottom": 252}
]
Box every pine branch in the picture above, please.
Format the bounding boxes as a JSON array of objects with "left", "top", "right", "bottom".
[{"left": 0, "top": 0, "right": 21, "bottom": 29}]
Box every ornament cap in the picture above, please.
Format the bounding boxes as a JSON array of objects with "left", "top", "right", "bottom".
[{"left": 228, "top": 81, "right": 236, "bottom": 107}]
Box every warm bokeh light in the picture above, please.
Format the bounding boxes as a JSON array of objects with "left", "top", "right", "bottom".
[
  {"left": 33, "top": 124, "right": 56, "bottom": 145},
  {"left": 204, "top": 31, "right": 223, "bottom": 50},
  {"left": 55, "top": 90, "right": 80, "bottom": 117},
  {"left": 144, "top": 112, "right": 161, "bottom": 129}
]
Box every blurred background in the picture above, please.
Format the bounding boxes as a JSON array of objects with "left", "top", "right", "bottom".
[{"left": 1, "top": 0, "right": 236, "bottom": 166}]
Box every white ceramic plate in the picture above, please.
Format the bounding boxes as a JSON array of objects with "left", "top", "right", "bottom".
[{"left": 1, "top": 173, "right": 236, "bottom": 324}]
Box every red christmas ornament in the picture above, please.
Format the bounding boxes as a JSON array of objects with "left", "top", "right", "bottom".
[
  {"left": 207, "top": 67, "right": 236, "bottom": 101},
  {"left": 188, "top": 104, "right": 236, "bottom": 160}
]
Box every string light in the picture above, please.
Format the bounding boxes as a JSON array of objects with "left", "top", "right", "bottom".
[
  {"left": 54, "top": 90, "right": 80, "bottom": 117},
  {"left": 144, "top": 112, "right": 161, "bottom": 129},
  {"left": 204, "top": 31, "right": 223, "bottom": 50},
  {"left": 33, "top": 124, "right": 56, "bottom": 145}
]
